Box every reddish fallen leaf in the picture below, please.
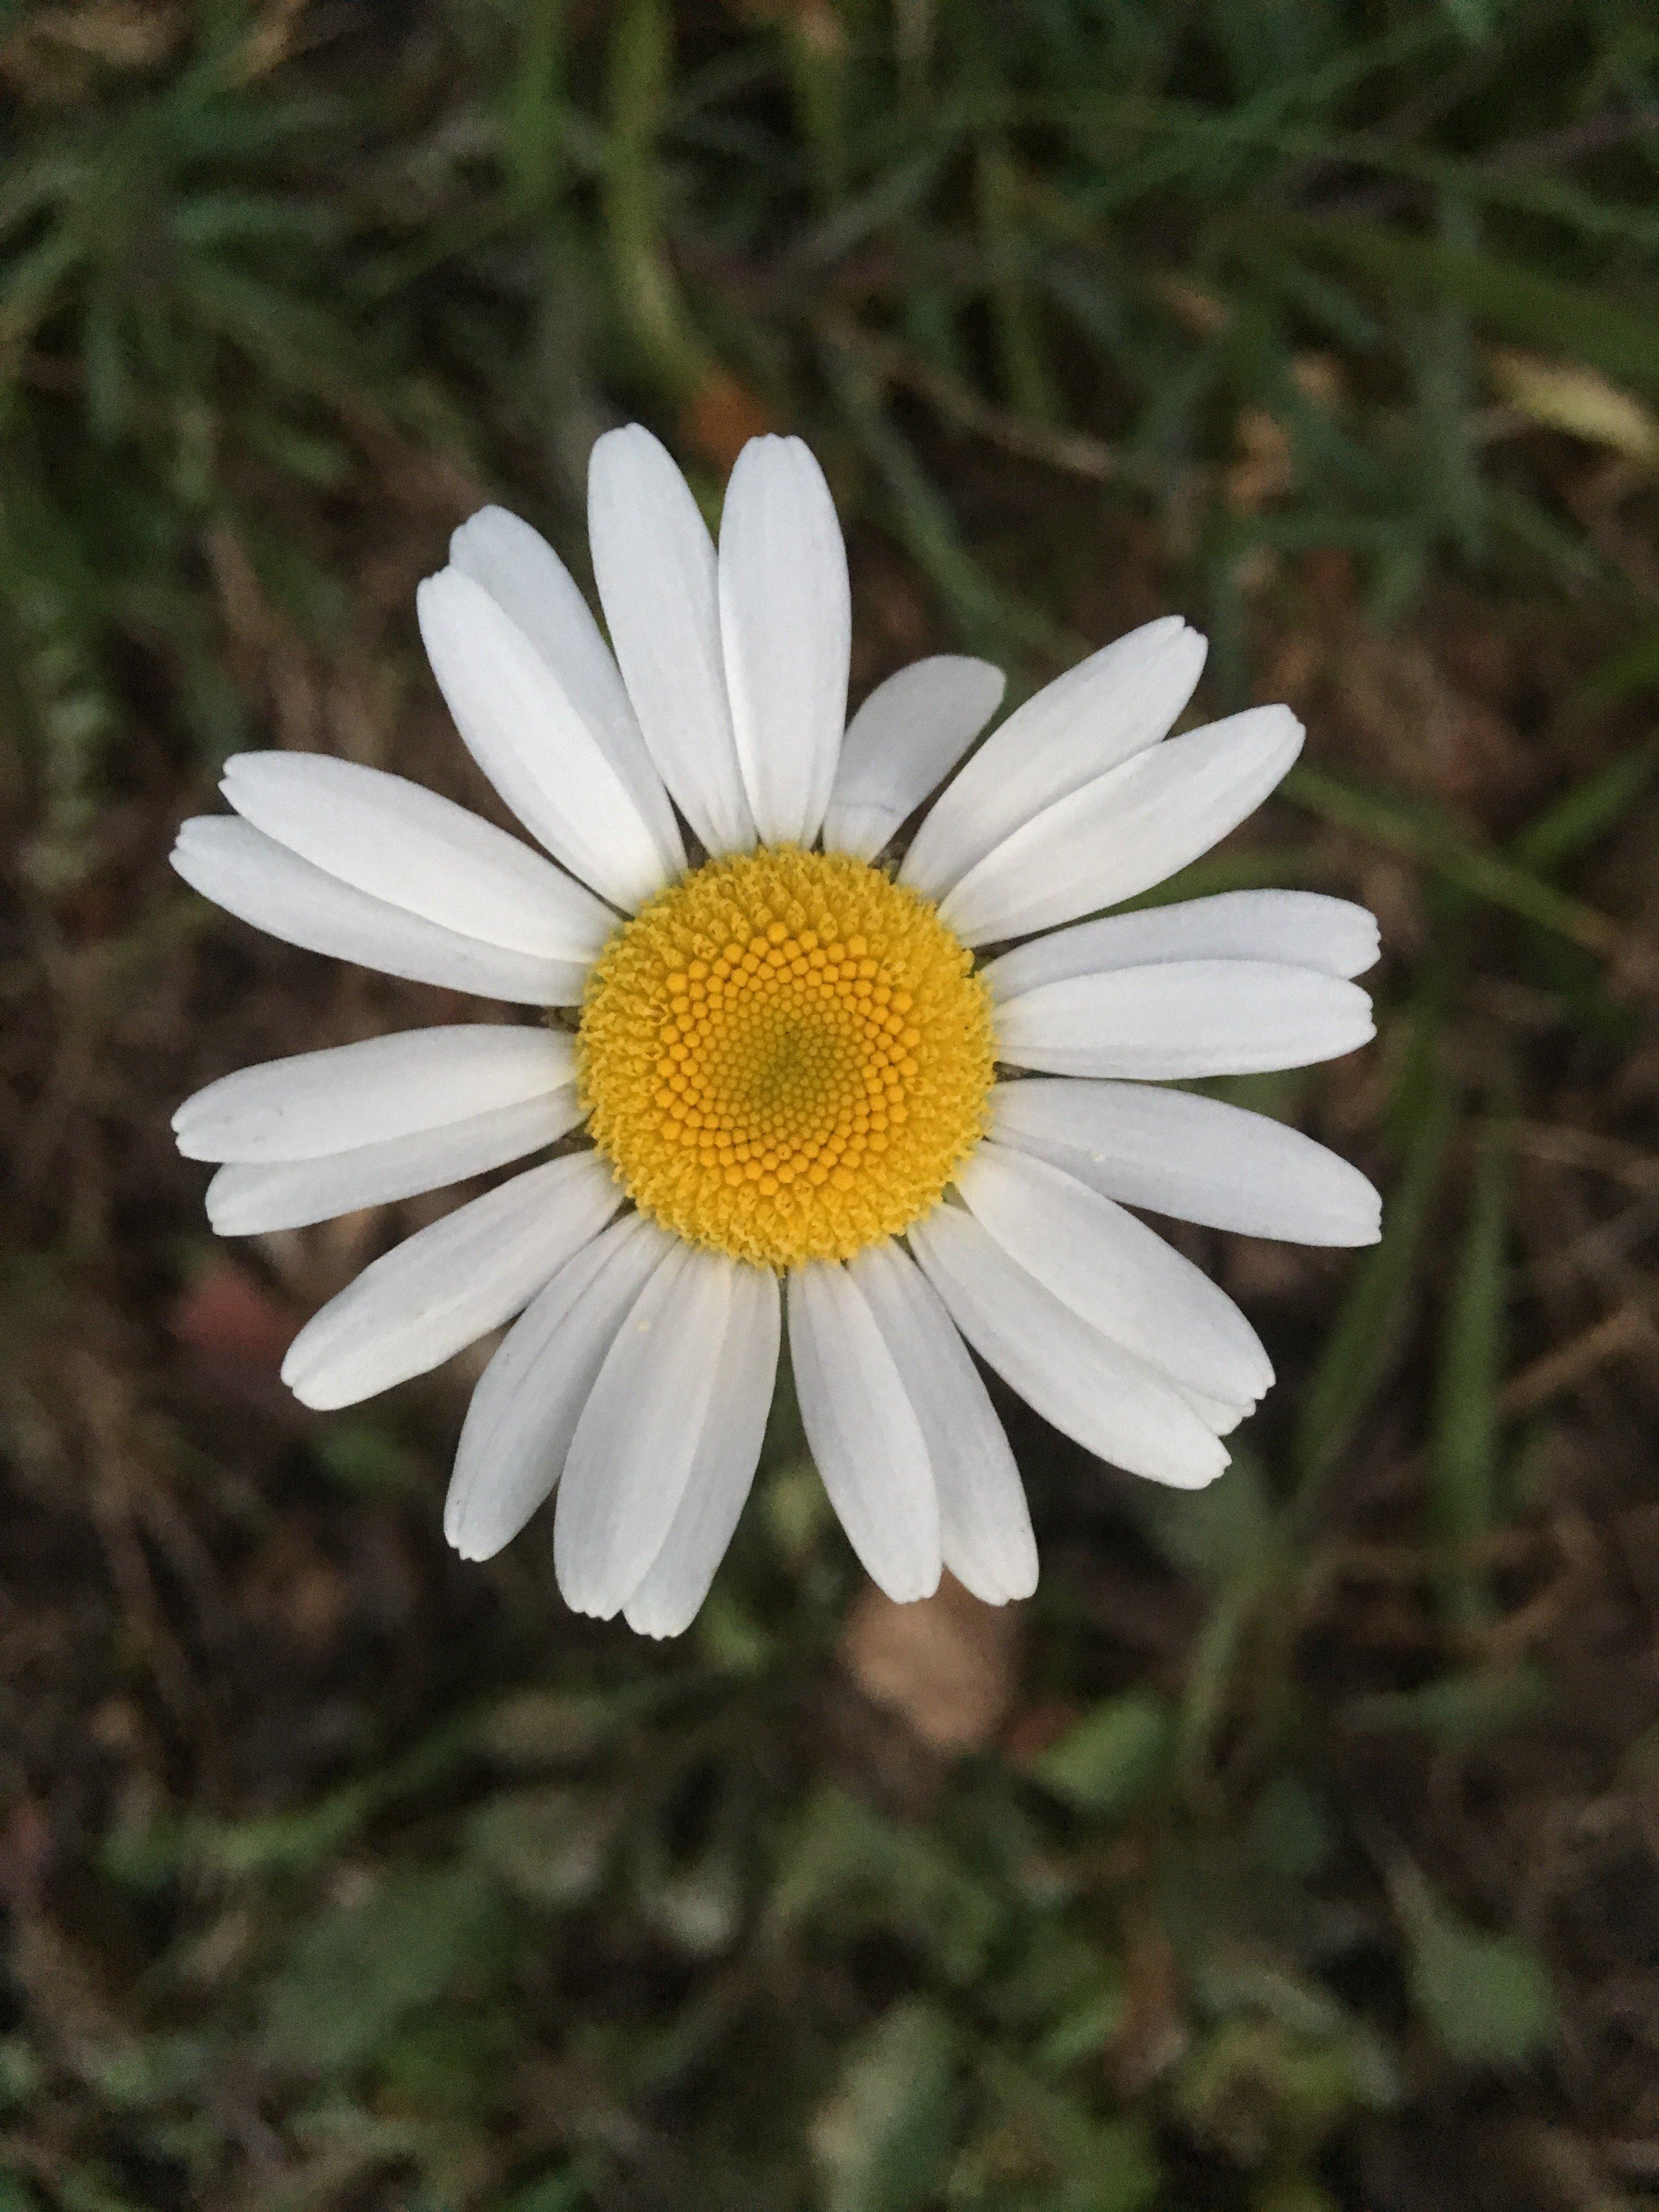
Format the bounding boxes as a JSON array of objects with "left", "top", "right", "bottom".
[
  {"left": 680, "top": 371, "right": 777, "bottom": 474},
  {"left": 171, "top": 1259, "right": 298, "bottom": 1378},
  {"left": 1002, "top": 1699, "right": 1081, "bottom": 1762},
  {"left": 840, "top": 1575, "right": 1022, "bottom": 1756},
  {"left": 0, "top": 1799, "right": 51, "bottom": 1909},
  {"left": 1110, "top": 1913, "right": 1187, "bottom": 2095}
]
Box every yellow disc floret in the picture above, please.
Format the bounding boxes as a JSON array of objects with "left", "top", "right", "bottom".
[{"left": 576, "top": 847, "right": 995, "bottom": 1269}]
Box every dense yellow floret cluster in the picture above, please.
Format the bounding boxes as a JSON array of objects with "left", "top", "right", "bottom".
[{"left": 577, "top": 846, "right": 996, "bottom": 1268}]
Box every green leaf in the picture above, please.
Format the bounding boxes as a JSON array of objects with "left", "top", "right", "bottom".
[
  {"left": 1393, "top": 1862, "right": 1556, "bottom": 2067},
  {"left": 1246, "top": 1776, "right": 1335, "bottom": 1883},
  {"left": 1031, "top": 1982, "right": 1128, "bottom": 2075},
  {"left": 466, "top": 1786, "right": 619, "bottom": 1911},
  {"left": 1342, "top": 1660, "right": 1550, "bottom": 1740},
  {"left": 1026, "top": 1694, "right": 1171, "bottom": 1816},
  {"left": 312, "top": 1419, "right": 425, "bottom": 1497},
  {"left": 1172, "top": 2011, "right": 1394, "bottom": 2165},
  {"left": 500, "top": 2171, "right": 600, "bottom": 2212},
  {"left": 1128, "top": 1448, "right": 1277, "bottom": 1589},
  {"left": 770, "top": 1786, "right": 1005, "bottom": 1982},
  {"left": 261, "top": 1867, "right": 506, "bottom": 2074},
  {"left": 811, "top": 2001, "right": 958, "bottom": 2212},
  {"left": 1573, "top": 625, "right": 1659, "bottom": 712},
  {"left": 967, "top": 2052, "right": 1161, "bottom": 2211}
]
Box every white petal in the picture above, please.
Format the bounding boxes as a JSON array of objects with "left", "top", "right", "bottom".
[
  {"left": 205, "top": 1092, "right": 583, "bottom": 1234},
  {"left": 718, "top": 435, "right": 851, "bottom": 844},
  {"left": 444, "top": 1214, "right": 666, "bottom": 1561},
  {"left": 982, "top": 890, "right": 1380, "bottom": 1002},
  {"left": 588, "top": 425, "right": 755, "bottom": 855},
  {"left": 171, "top": 817, "right": 586, "bottom": 1005},
  {"left": 280, "top": 1149, "right": 621, "bottom": 1410},
  {"left": 416, "top": 565, "right": 669, "bottom": 911},
  {"left": 955, "top": 1142, "right": 1272, "bottom": 1408},
  {"left": 822, "top": 656, "right": 1006, "bottom": 861},
  {"left": 624, "top": 1265, "right": 781, "bottom": 1637},
  {"left": 994, "top": 959, "right": 1375, "bottom": 1079},
  {"left": 907, "top": 1203, "right": 1227, "bottom": 1488},
  {"left": 174, "top": 1026, "right": 574, "bottom": 1163},
  {"left": 219, "top": 752, "right": 616, "bottom": 964},
  {"left": 847, "top": 1241, "right": 1035, "bottom": 1605},
  {"left": 554, "top": 1245, "right": 736, "bottom": 1619},
  {"left": 786, "top": 1261, "right": 940, "bottom": 1602},
  {"left": 448, "top": 506, "right": 686, "bottom": 877},
  {"left": 939, "top": 704, "right": 1304, "bottom": 945},
  {"left": 991, "top": 1077, "right": 1382, "bottom": 1246},
  {"left": 901, "top": 618, "right": 1205, "bottom": 900},
  {"left": 1172, "top": 1380, "right": 1252, "bottom": 1436}
]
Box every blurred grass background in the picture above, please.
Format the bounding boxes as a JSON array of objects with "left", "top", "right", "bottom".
[{"left": 3, "top": 1, "right": 1659, "bottom": 2207}]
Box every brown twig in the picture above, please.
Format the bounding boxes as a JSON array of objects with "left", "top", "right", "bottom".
[{"left": 819, "top": 312, "right": 1118, "bottom": 483}]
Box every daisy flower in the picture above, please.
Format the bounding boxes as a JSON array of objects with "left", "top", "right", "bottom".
[{"left": 171, "top": 427, "right": 1380, "bottom": 1635}]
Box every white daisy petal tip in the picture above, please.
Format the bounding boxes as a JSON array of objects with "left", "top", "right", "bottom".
[
  {"left": 416, "top": 565, "right": 671, "bottom": 912},
  {"left": 172, "top": 1028, "right": 574, "bottom": 1167},
  {"left": 938, "top": 698, "right": 1309, "bottom": 946},
  {"left": 898, "top": 613, "right": 1212, "bottom": 902},
  {"left": 588, "top": 424, "right": 756, "bottom": 856},
  {"left": 620, "top": 1265, "right": 780, "bottom": 1638},
  {"left": 281, "top": 1355, "right": 346, "bottom": 1414},
  {"left": 441, "top": 1216, "right": 666, "bottom": 1568},
  {"left": 623, "top": 1612, "right": 680, "bottom": 1644},
  {"left": 1144, "top": 616, "right": 1209, "bottom": 704},
  {"left": 276, "top": 1153, "right": 621, "bottom": 1413},
  {"left": 554, "top": 1244, "right": 737, "bottom": 1620},
  {"left": 823, "top": 654, "right": 1008, "bottom": 861},
  {"left": 719, "top": 431, "right": 850, "bottom": 845},
  {"left": 907, "top": 1203, "right": 1231, "bottom": 1492},
  {"left": 443, "top": 505, "right": 687, "bottom": 881},
  {"left": 1169, "top": 1437, "right": 1231, "bottom": 1491},
  {"left": 171, "top": 810, "right": 586, "bottom": 1005},
  {"left": 996, "top": 961, "right": 1375, "bottom": 1081},
  {"left": 847, "top": 1240, "right": 1036, "bottom": 1605},
  {"left": 786, "top": 1261, "right": 943, "bottom": 1605},
  {"left": 953, "top": 1142, "right": 1274, "bottom": 1412},
  {"left": 1346, "top": 906, "right": 1383, "bottom": 978},
  {"left": 170, "top": 817, "right": 210, "bottom": 871},
  {"left": 990, "top": 1077, "right": 1384, "bottom": 1249}
]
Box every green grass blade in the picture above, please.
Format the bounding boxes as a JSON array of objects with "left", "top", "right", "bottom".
[
  {"left": 1294, "top": 1007, "right": 1455, "bottom": 1500},
  {"left": 1430, "top": 1120, "right": 1513, "bottom": 1631},
  {"left": 1287, "top": 765, "right": 1641, "bottom": 966}
]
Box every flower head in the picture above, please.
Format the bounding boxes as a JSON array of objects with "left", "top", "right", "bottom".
[
  {"left": 578, "top": 846, "right": 996, "bottom": 1268},
  {"left": 172, "top": 427, "right": 1381, "bottom": 1634}
]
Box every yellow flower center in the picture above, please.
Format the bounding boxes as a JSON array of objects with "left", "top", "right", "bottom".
[{"left": 576, "top": 847, "right": 996, "bottom": 1269}]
